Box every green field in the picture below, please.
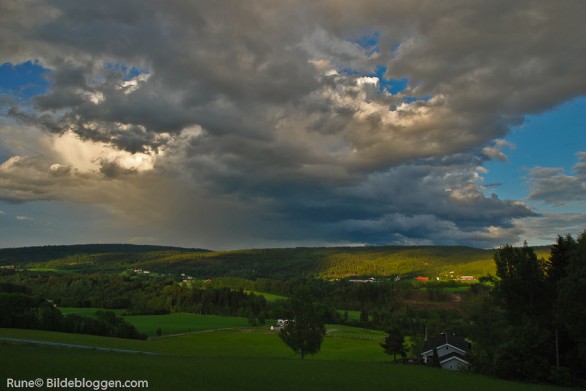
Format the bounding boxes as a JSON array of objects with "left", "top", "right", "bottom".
[
  {"left": 0, "top": 326, "right": 570, "bottom": 391},
  {"left": 58, "top": 308, "right": 251, "bottom": 337},
  {"left": 123, "top": 313, "right": 250, "bottom": 337},
  {"left": 247, "top": 291, "right": 287, "bottom": 302},
  {"left": 0, "top": 326, "right": 381, "bottom": 360},
  {"left": 337, "top": 310, "right": 361, "bottom": 321},
  {"left": 326, "top": 324, "right": 386, "bottom": 340},
  {"left": 59, "top": 307, "right": 125, "bottom": 316}
]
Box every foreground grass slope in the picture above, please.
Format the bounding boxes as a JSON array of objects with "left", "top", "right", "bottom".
[
  {"left": 0, "top": 326, "right": 383, "bottom": 360},
  {"left": 0, "top": 334, "right": 569, "bottom": 391}
]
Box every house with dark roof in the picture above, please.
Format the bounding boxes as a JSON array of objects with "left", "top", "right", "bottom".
[{"left": 421, "top": 333, "right": 471, "bottom": 370}]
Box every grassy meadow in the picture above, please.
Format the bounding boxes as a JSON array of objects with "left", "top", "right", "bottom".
[
  {"left": 0, "top": 325, "right": 570, "bottom": 391},
  {"left": 123, "top": 313, "right": 250, "bottom": 337},
  {"left": 246, "top": 291, "right": 287, "bottom": 302},
  {"left": 59, "top": 307, "right": 125, "bottom": 316},
  {"left": 58, "top": 308, "right": 252, "bottom": 337}
]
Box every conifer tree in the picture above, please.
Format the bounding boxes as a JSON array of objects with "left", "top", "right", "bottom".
[{"left": 380, "top": 326, "right": 406, "bottom": 362}]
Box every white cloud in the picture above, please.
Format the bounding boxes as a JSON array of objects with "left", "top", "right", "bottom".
[
  {"left": 574, "top": 152, "right": 586, "bottom": 178},
  {"left": 513, "top": 213, "right": 586, "bottom": 246},
  {"left": 527, "top": 152, "right": 586, "bottom": 206},
  {"left": 49, "top": 131, "right": 158, "bottom": 174},
  {"left": 117, "top": 73, "right": 151, "bottom": 94},
  {"left": 480, "top": 139, "right": 515, "bottom": 165},
  {"left": 356, "top": 76, "right": 379, "bottom": 86}
]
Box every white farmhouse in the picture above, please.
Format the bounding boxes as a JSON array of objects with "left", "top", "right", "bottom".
[{"left": 421, "top": 333, "right": 471, "bottom": 370}]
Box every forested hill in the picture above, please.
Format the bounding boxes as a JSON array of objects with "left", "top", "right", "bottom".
[
  {"left": 0, "top": 244, "right": 209, "bottom": 264},
  {"left": 0, "top": 243, "right": 552, "bottom": 280}
]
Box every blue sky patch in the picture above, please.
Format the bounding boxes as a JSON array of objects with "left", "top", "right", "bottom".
[
  {"left": 353, "top": 31, "right": 380, "bottom": 56},
  {"left": 339, "top": 64, "right": 409, "bottom": 95},
  {"left": 0, "top": 61, "right": 50, "bottom": 99},
  {"left": 483, "top": 96, "right": 586, "bottom": 201},
  {"left": 372, "top": 65, "right": 408, "bottom": 94}
]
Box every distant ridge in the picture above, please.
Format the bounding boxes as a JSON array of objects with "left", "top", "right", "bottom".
[
  {"left": 0, "top": 243, "right": 552, "bottom": 280},
  {"left": 0, "top": 243, "right": 210, "bottom": 264}
]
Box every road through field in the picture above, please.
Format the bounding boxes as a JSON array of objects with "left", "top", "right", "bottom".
[{"left": 0, "top": 337, "right": 160, "bottom": 355}]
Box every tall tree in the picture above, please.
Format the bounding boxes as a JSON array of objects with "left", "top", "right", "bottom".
[
  {"left": 544, "top": 235, "right": 578, "bottom": 376},
  {"left": 556, "top": 232, "right": 586, "bottom": 379},
  {"left": 494, "top": 243, "right": 547, "bottom": 321},
  {"left": 380, "top": 326, "right": 406, "bottom": 362},
  {"left": 485, "top": 238, "right": 586, "bottom": 383},
  {"left": 279, "top": 288, "right": 326, "bottom": 359},
  {"left": 547, "top": 235, "right": 577, "bottom": 285}
]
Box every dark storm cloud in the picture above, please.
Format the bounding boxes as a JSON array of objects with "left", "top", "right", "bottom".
[{"left": 0, "top": 0, "right": 584, "bottom": 247}]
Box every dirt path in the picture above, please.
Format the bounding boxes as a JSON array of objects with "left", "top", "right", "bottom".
[{"left": 0, "top": 337, "right": 160, "bottom": 355}]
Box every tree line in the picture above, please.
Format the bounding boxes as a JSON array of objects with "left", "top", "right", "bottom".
[
  {"left": 0, "top": 266, "right": 479, "bottom": 340},
  {"left": 0, "top": 289, "right": 146, "bottom": 340},
  {"left": 469, "top": 233, "right": 586, "bottom": 385}
]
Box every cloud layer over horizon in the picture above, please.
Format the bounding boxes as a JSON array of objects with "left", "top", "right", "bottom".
[{"left": 1, "top": 0, "right": 585, "bottom": 249}]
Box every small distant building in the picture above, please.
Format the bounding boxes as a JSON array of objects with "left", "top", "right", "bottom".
[
  {"left": 421, "top": 334, "right": 471, "bottom": 370},
  {"left": 458, "top": 276, "right": 474, "bottom": 281},
  {"left": 415, "top": 276, "right": 429, "bottom": 282},
  {"left": 349, "top": 277, "right": 376, "bottom": 283}
]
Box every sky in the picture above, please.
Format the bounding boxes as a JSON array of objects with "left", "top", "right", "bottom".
[{"left": 0, "top": 0, "right": 585, "bottom": 250}]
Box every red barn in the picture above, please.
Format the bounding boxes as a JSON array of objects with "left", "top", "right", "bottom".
[{"left": 415, "top": 276, "right": 429, "bottom": 282}]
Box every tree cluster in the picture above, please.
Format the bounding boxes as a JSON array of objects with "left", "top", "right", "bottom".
[
  {"left": 0, "top": 292, "right": 146, "bottom": 340},
  {"left": 162, "top": 285, "right": 268, "bottom": 321},
  {"left": 470, "top": 233, "right": 586, "bottom": 385},
  {"left": 380, "top": 326, "right": 406, "bottom": 362},
  {"left": 0, "top": 272, "right": 172, "bottom": 312},
  {"left": 278, "top": 289, "right": 326, "bottom": 359}
]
